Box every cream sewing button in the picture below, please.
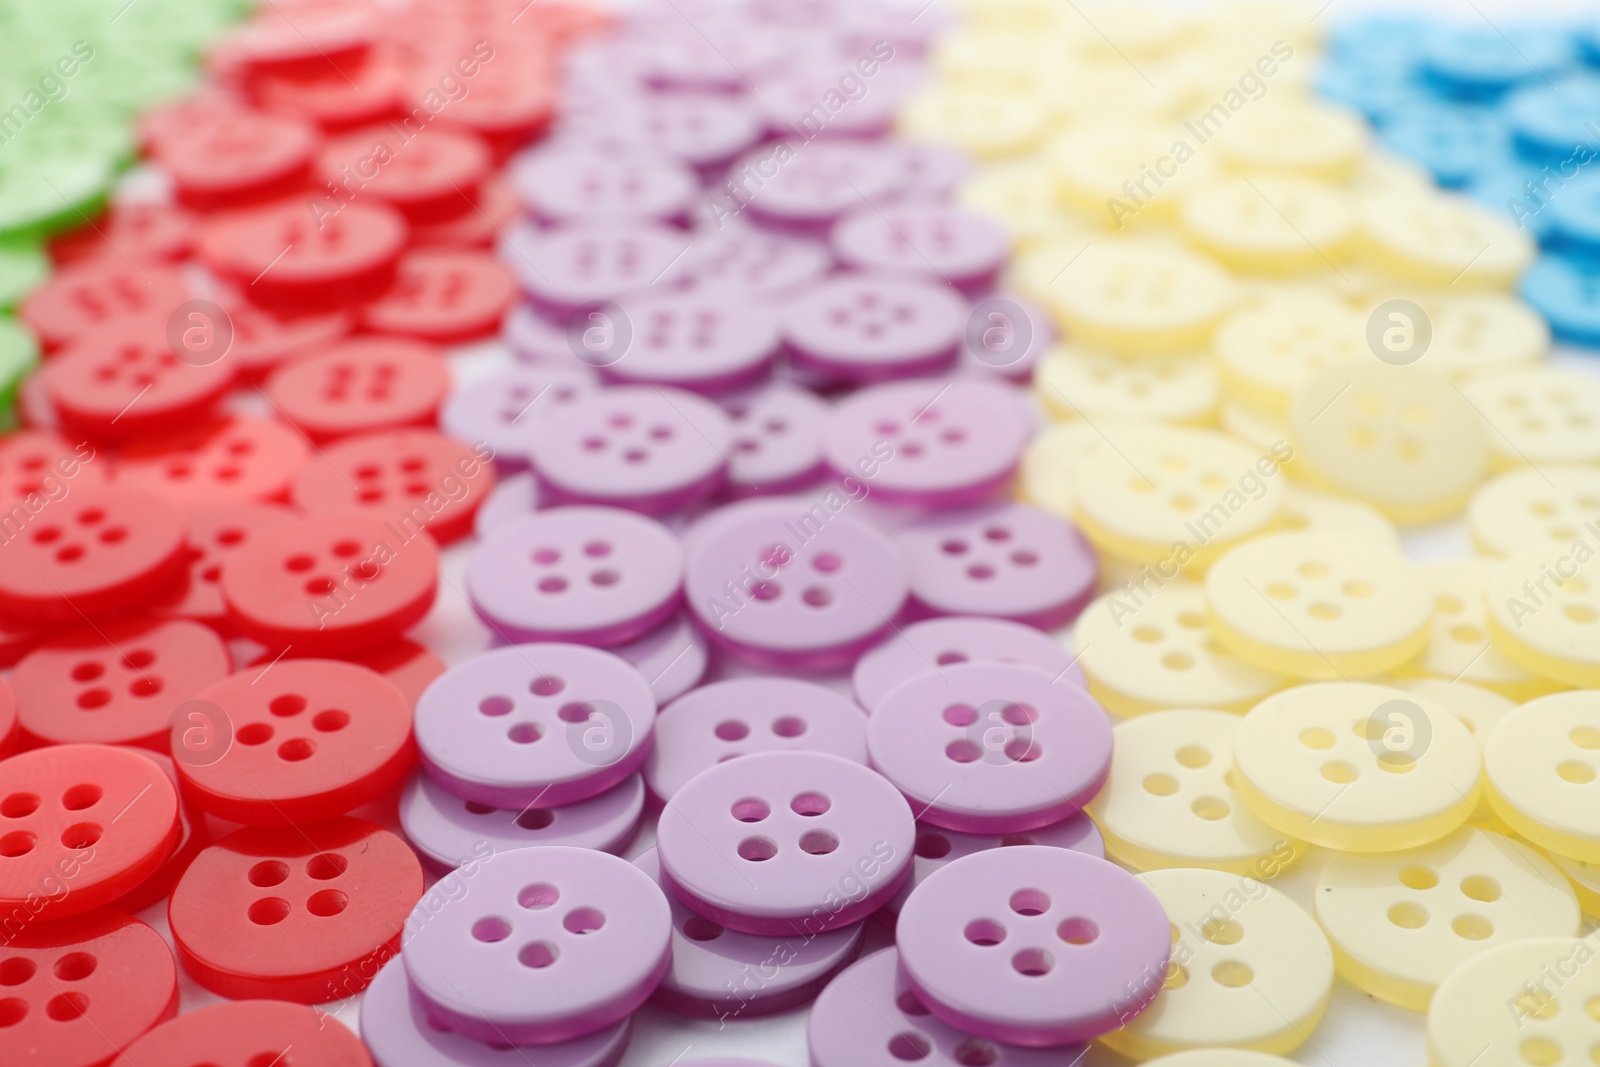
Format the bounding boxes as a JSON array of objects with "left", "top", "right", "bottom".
[
  {"left": 1417, "top": 292, "right": 1549, "bottom": 378},
  {"left": 1047, "top": 127, "right": 1222, "bottom": 228},
  {"left": 1219, "top": 400, "right": 1294, "bottom": 458},
  {"left": 1350, "top": 151, "right": 1434, "bottom": 201},
  {"left": 1277, "top": 486, "right": 1399, "bottom": 549},
  {"left": 1213, "top": 100, "right": 1367, "bottom": 179},
  {"left": 1041, "top": 62, "right": 1182, "bottom": 128},
  {"left": 1011, "top": 230, "right": 1100, "bottom": 311},
  {"left": 959, "top": 160, "right": 1072, "bottom": 248},
  {"left": 1043, "top": 239, "right": 1237, "bottom": 355},
  {"left": 1231, "top": 682, "right": 1481, "bottom": 852},
  {"left": 1469, "top": 465, "right": 1600, "bottom": 556},
  {"left": 1071, "top": 581, "right": 1285, "bottom": 717},
  {"left": 1547, "top": 850, "right": 1600, "bottom": 918},
  {"left": 1069, "top": 5, "right": 1197, "bottom": 59},
  {"left": 1486, "top": 545, "right": 1600, "bottom": 688},
  {"left": 1036, "top": 346, "right": 1217, "bottom": 425},
  {"left": 1017, "top": 421, "right": 1097, "bottom": 518},
  {"left": 1205, "top": 531, "right": 1432, "bottom": 679},
  {"left": 1356, "top": 191, "right": 1535, "bottom": 290},
  {"left": 1289, "top": 362, "right": 1489, "bottom": 524},
  {"left": 1089, "top": 710, "right": 1304, "bottom": 875},
  {"left": 1484, "top": 691, "right": 1600, "bottom": 862},
  {"left": 1179, "top": 176, "right": 1354, "bottom": 275},
  {"left": 900, "top": 86, "right": 1053, "bottom": 160},
  {"left": 1143, "top": 1053, "right": 1301, "bottom": 1067},
  {"left": 1098, "top": 867, "right": 1333, "bottom": 1061},
  {"left": 1213, "top": 292, "right": 1365, "bottom": 415},
  {"left": 1459, "top": 365, "right": 1600, "bottom": 469},
  {"left": 1390, "top": 679, "right": 1516, "bottom": 755},
  {"left": 1315, "top": 827, "right": 1579, "bottom": 1012},
  {"left": 1427, "top": 937, "right": 1600, "bottom": 1067},
  {"left": 1404, "top": 559, "right": 1552, "bottom": 701}
]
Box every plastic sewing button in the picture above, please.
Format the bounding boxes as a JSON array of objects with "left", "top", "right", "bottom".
[
  {"left": 900, "top": 87, "right": 1052, "bottom": 161},
  {"left": 1488, "top": 544, "right": 1600, "bottom": 686},
  {"left": 1357, "top": 191, "right": 1533, "bottom": 289},
  {"left": 1460, "top": 365, "right": 1600, "bottom": 469},
  {"left": 719, "top": 383, "right": 829, "bottom": 495},
  {"left": 854, "top": 616, "right": 1084, "bottom": 712},
  {"left": 411, "top": 176, "right": 520, "bottom": 250},
  {"left": 49, "top": 201, "right": 194, "bottom": 267},
  {"left": 1469, "top": 465, "right": 1600, "bottom": 556},
  {"left": 402, "top": 845, "right": 671, "bottom": 1044},
  {"left": 266, "top": 337, "right": 449, "bottom": 442},
  {"left": 1179, "top": 176, "right": 1355, "bottom": 274},
  {"left": 502, "top": 221, "right": 688, "bottom": 318},
  {"left": 600, "top": 287, "right": 780, "bottom": 395},
  {"left": 0, "top": 432, "right": 102, "bottom": 506},
  {"left": 1424, "top": 291, "right": 1549, "bottom": 378},
  {"left": 781, "top": 275, "right": 965, "bottom": 382},
  {"left": 1411, "top": 559, "right": 1549, "bottom": 700},
  {"left": 1037, "top": 239, "right": 1235, "bottom": 354},
  {"left": 121, "top": 999, "right": 373, "bottom": 1067},
  {"left": 656, "top": 750, "right": 913, "bottom": 935},
  {"left": 643, "top": 678, "right": 867, "bottom": 806},
  {"left": 1520, "top": 252, "right": 1600, "bottom": 345},
  {"left": 360, "top": 249, "right": 518, "bottom": 344},
  {"left": 732, "top": 140, "right": 896, "bottom": 234},
  {"left": 414, "top": 643, "right": 655, "bottom": 809},
  {"left": 883, "top": 816, "right": 1104, "bottom": 921},
  {"left": 1483, "top": 691, "right": 1600, "bottom": 861},
  {"left": 440, "top": 365, "right": 596, "bottom": 471},
  {"left": 612, "top": 612, "right": 708, "bottom": 706},
  {"left": 1279, "top": 485, "right": 1401, "bottom": 547},
  {"left": 41, "top": 322, "right": 235, "bottom": 442},
  {"left": 317, "top": 126, "right": 490, "bottom": 225},
  {"left": 1429, "top": 936, "right": 1600, "bottom": 1067},
  {"left": 1100, "top": 867, "right": 1333, "bottom": 1060},
  {"left": 150, "top": 503, "right": 295, "bottom": 631},
  {"left": 666, "top": 223, "right": 830, "bottom": 298},
  {"left": 895, "top": 846, "right": 1170, "bottom": 1046},
  {"left": 1392, "top": 678, "right": 1516, "bottom": 755},
  {"left": 1211, "top": 292, "right": 1364, "bottom": 415},
  {"left": 614, "top": 92, "right": 762, "bottom": 174},
  {"left": 19, "top": 259, "right": 190, "bottom": 351},
  {"left": 512, "top": 145, "right": 697, "bottom": 225},
  {"left": 1035, "top": 347, "right": 1219, "bottom": 425},
  {"left": 1421, "top": 25, "right": 1574, "bottom": 98},
  {"left": 503, "top": 302, "right": 577, "bottom": 363},
  {"left": 227, "top": 303, "right": 353, "bottom": 382},
  {"left": 1214, "top": 100, "right": 1367, "bottom": 178},
  {"left": 0, "top": 743, "right": 179, "bottom": 923},
  {"left": 112, "top": 416, "right": 310, "bottom": 507},
  {"left": 830, "top": 205, "right": 1009, "bottom": 294},
  {"left": 156, "top": 107, "right": 319, "bottom": 211}
]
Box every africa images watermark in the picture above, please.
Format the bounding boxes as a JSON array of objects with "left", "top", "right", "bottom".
[
  {"left": 0, "top": 441, "right": 99, "bottom": 547},
  {"left": 1500, "top": 519, "right": 1600, "bottom": 629},
  {"left": 1500, "top": 133, "right": 1600, "bottom": 232},
  {"left": 0, "top": 40, "right": 96, "bottom": 146}
]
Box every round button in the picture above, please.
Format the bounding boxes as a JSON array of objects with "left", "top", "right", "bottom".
[
  {"left": 831, "top": 204, "right": 1009, "bottom": 293},
  {"left": 106, "top": 750, "right": 210, "bottom": 915},
  {"left": 611, "top": 612, "right": 708, "bottom": 707},
  {"left": 360, "top": 249, "right": 518, "bottom": 344},
  {"left": 854, "top": 616, "right": 1084, "bottom": 713},
  {"left": 121, "top": 999, "right": 374, "bottom": 1067},
  {"left": 601, "top": 287, "right": 781, "bottom": 394},
  {"left": 1484, "top": 691, "right": 1600, "bottom": 862},
  {"left": 226, "top": 303, "right": 353, "bottom": 381},
  {"left": 0, "top": 432, "right": 103, "bottom": 507},
  {"left": 665, "top": 222, "right": 830, "bottom": 297},
  {"left": 149, "top": 503, "right": 296, "bottom": 631},
  {"left": 502, "top": 221, "right": 688, "bottom": 318},
  {"left": 884, "top": 816, "right": 1105, "bottom": 922},
  {"left": 112, "top": 416, "right": 311, "bottom": 507},
  {"left": 20, "top": 260, "right": 190, "bottom": 351},
  {"left": 1427, "top": 938, "right": 1600, "bottom": 1067},
  {"left": 317, "top": 125, "right": 490, "bottom": 224},
  {"left": 156, "top": 106, "right": 319, "bottom": 211},
  {"left": 439, "top": 365, "right": 597, "bottom": 471},
  {"left": 731, "top": 140, "right": 896, "bottom": 233},
  {"left": 265, "top": 337, "right": 449, "bottom": 442},
  {"left": 719, "top": 383, "right": 830, "bottom": 496},
  {"left": 512, "top": 145, "right": 698, "bottom": 225},
  {"left": 782, "top": 275, "right": 965, "bottom": 382}
]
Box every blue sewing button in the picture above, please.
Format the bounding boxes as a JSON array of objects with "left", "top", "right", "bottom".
[
  {"left": 1505, "top": 77, "right": 1600, "bottom": 164},
  {"left": 1520, "top": 253, "right": 1600, "bottom": 345},
  {"left": 1327, "top": 16, "right": 1432, "bottom": 71},
  {"left": 1544, "top": 170, "right": 1600, "bottom": 254},
  {"left": 1420, "top": 26, "right": 1576, "bottom": 100},
  {"left": 1317, "top": 62, "right": 1425, "bottom": 126},
  {"left": 1467, "top": 166, "right": 1557, "bottom": 241},
  {"left": 1378, "top": 102, "right": 1512, "bottom": 187}
]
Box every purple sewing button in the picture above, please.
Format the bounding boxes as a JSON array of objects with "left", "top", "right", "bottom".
[
  {"left": 895, "top": 504, "right": 1098, "bottom": 630},
  {"left": 682, "top": 497, "right": 909, "bottom": 670},
  {"left": 526, "top": 385, "right": 732, "bottom": 514},
  {"left": 413, "top": 643, "right": 656, "bottom": 809},
  {"left": 666, "top": 224, "right": 831, "bottom": 298},
  {"left": 866, "top": 662, "right": 1113, "bottom": 833},
  {"left": 808, "top": 947, "right": 1078, "bottom": 1067},
  {"left": 656, "top": 749, "right": 914, "bottom": 935},
  {"left": 599, "top": 287, "right": 780, "bottom": 395},
  {"left": 883, "top": 141, "right": 974, "bottom": 202},
  {"left": 626, "top": 93, "right": 764, "bottom": 174},
  {"left": 511, "top": 146, "right": 698, "bottom": 226},
  {"left": 783, "top": 275, "right": 965, "bottom": 382},
  {"left": 440, "top": 366, "right": 596, "bottom": 471},
  {"left": 474, "top": 471, "right": 540, "bottom": 538},
  {"left": 501, "top": 222, "right": 689, "bottom": 319},
  {"left": 732, "top": 140, "right": 897, "bottom": 235},
  {"left": 634, "top": 848, "right": 864, "bottom": 1019},
  {"left": 720, "top": 383, "right": 830, "bottom": 496},
  {"left": 403, "top": 845, "right": 671, "bottom": 1045},
  {"left": 896, "top": 847, "right": 1170, "bottom": 1046},
  {"left": 505, "top": 303, "right": 576, "bottom": 364},
  {"left": 831, "top": 206, "right": 1009, "bottom": 294},
  {"left": 883, "top": 816, "right": 1104, "bottom": 920},
  {"left": 754, "top": 75, "right": 899, "bottom": 139},
  {"left": 399, "top": 770, "right": 646, "bottom": 871},
  {"left": 824, "top": 379, "right": 1030, "bottom": 506},
  {"left": 853, "top": 616, "right": 1085, "bottom": 712},
  {"left": 611, "top": 611, "right": 708, "bottom": 706},
  {"left": 644, "top": 677, "right": 868, "bottom": 806},
  {"left": 960, "top": 294, "right": 1053, "bottom": 382},
  {"left": 467, "top": 508, "right": 683, "bottom": 646}
]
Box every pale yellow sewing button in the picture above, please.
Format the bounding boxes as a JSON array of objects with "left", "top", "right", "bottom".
[
  {"left": 1288, "top": 362, "right": 1489, "bottom": 524},
  {"left": 1546, "top": 850, "right": 1600, "bottom": 918},
  {"left": 1098, "top": 867, "right": 1333, "bottom": 1060},
  {"left": 1205, "top": 531, "right": 1432, "bottom": 679},
  {"left": 959, "top": 160, "right": 1074, "bottom": 248},
  {"left": 1459, "top": 365, "right": 1600, "bottom": 469},
  {"left": 1179, "top": 176, "right": 1354, "bottom": 276},
  {"left": 1486, "top": 546, "right": 1600, "bottom": 688},
  {"left": 1390, "top": 678, "right": 1516, "bottom": 754},
  {"left": 1143, "top": 1052, "right": 1300, "bottom": 1067},
  {"left": 1065, "top": 5, "right": 1197, "bottom": 60},
  {"left": 1017, "top": 420, "right": 1097, "bottom": 518},
  {"left": 1213, "top": 100, "right": 1368, "bottom": 180},
  {"left": 1213, "top": 292, "right": 1365, "bottom": 415},
  {"left": 1036, "top": 346, "right": 1217, "bottom": 426},
  {"left": 1231, "top": 682, "right": 1481, "bottom": 851},
  {"left": 1484, "top": 691, "right": 1600, "bottom": 862},
  {"left": 1047, "top": 127, "right": 1222, "bottom": 228},
  {"left": 1218, "top": 400, "right": 1294, "bottom": 459},
  {"left": 1468, "top": 465, "right": 1600, "bottom": 556},
  {"left": 1089, "top": 710, "right": 1304, "bottom": 875},
  {"left": 1044, "top": 239, "right": 1238, "bottom": 356},
  {"left": 1356, "top": 191, "right": 1535, "bottom": 290},
  {"left": 899, "top": 86, "right": 1053, "bottom": 160},
  {"left": 1349, "top": 151, "right": 1434, "bottom": 201},
  {"left": 1071, "top": 581, "right": 1286, "bottom": 717},
  {"left": 1277, "top": 485, "right": 1399, "bottom": 549},
  {"left": 1404, "top": 559, "right": 1553, "bottom": 702},
  {"left": 957, "top": 0, "right": 1065, "bottom": 34},
  {"left": 1010, "top": 229, "right": 1099, "bottom": 310},
  {"left": 1041, "top": 61, "right": 1182, "bottom": 128},
  {"left": 1314, "top": 827, "right": 1579, "bottom": 1012},
  {"left": 1426, "top": 938, "right": 1600, "bottom": 1067},
  {"left": 1416, "top": 291, "right": 1549, "bottom": 378}
]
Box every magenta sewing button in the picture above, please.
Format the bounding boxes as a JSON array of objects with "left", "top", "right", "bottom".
[
  {"left": 961, "top": 294, "right": 1054, "bottom": 381},
  {"left": 643, "top": 677, "right": 868, "bottom": 806},
  {"left": 867, "top": 662, "right": 1112, "bottom": 833},
  {"left": 808, "top": 947, "right": 1078, "bottom": 1067},
  {"left": 361, "top": 956, "right": 634, "bottom": 1067},
  {"left": 512, "top": 145, "right": 698, "bottom": 225},
  {"left": 853, "top": 616, "right": 1085, "bottom": 712},
  {"left": 831, "top": 205, "right": 1009, "bottom": 294},
  {"left": 666, "top": 224, "right": 830, "bottom": 298},
  {"left": 611, "top": 612, "right": 707, "bottom": 706},
  {"left": 402, "top": 845, "right": 671, "bottom": 1046},
  {"left": 884, "top": 816, "right": 1105, "bottom": 920},
  {"left": 734, "top": 140, "right": 897, "bottom": 234},
  {"left": 502, "top": 222, "right": 689, "bottom": 318},
  {"left": 399, "top": 770, "right": 645, "bottom": 871},
  {"left": 413, "top": 643, "right": 656, "bottom": 809},
  {"left": 896, "top": 847, "right": 1170, "bottom": 1046},
  {"left": 720, "top": 383, "right": 830, "bottom": 496},
  {"left": 895, "top": 504, "right": 1097, "bottom": 630},
  {"left": 526, "top": 385, "right": 732, "bottom": 514},
  {"left": 782, "top": 275, "right": 966, "bottom": 382},
  {"left": 634, "top": 847, "right": 864, "bottom": 1019},
  {"left": 439, "top": 366, "right": 596, "bottom": 472},
  {"left": 600, "top": 288, "right": 780, "bottom": 395},
  {"left": 824, "top": 379, "right": 1030, "bottom": 507},
  {"left": 655, "top": 750, "right": 914, "bottom": 936},
  {"left": 474, "top": 472, "right": 540, "bottom": 538},
  {"left": 682, "top": 498, "right": 909, "bottom": 670},
  {"left": 466, "top": 508, "right": 683, "bottom": 646}
]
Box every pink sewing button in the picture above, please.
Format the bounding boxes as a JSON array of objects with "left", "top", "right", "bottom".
[
  {"left": 644, "top": 677, "right": 868, "bottom": 806},
  {"left": 634, "top": 847, "right": 864, "bottom": 1019},
  {"left": 854, "top": 616, "right": 1085, "bottom": 712},
  {"left": 665, "top": 223, "right": 830, "bottom": 298},
  {"left": 413, "top": 643, "right": 656, "bottom": 809},
  {"left": 867, "top": 662, "right": 1113, "bottom": 833},
  {"left": 824, "top": 379, "right": 1030, "bottom": 507},
  {"left": 467, "top": 508, "right": 683, "bottom": 646},
  {"left": 831, "top": 205, "right": 1009, "bottom": 294},
  {"left": 474, "top": 472, "right": 540, "bottom": 538},
  {"left": 733, "top": 140, "right": 897, "bottom": 235},
  {"left": 782, "top": 275, "right": 965, "bottom": 382},
  {"left": 512, "top": 145, "right": 698, "bottom": 225},
  {"left": 600, "top": 288, "right": 780, "bottom": 395},
  {"left": 896, "top": 846, "right": 1170, "bottom": 1046},
  {"left": 612, "top": 611, "right": 708, "bottom": 705},
  {"left": 655, "top": 749, "right": 915, "bottom": 935},
  {"left": 402, "top": 844, "right": 672, "bottom": 1045},
  {"left": 961, "top": 294, "right": 1054, "bottom": 381},
  {"left": 682, "top": 498, "right": 909, "bottom": 670},
  {"left": 502, "top": 221, "right": 688, "bottom": 319},
  {"left": 809, "top": 947, "right": 1077, "bottom": 1067},
  {"left": 439, "top": 366, "right": 596, "bottom": 472},
  {"left": 719, "top": 383, "right": 830, "bottom": 496},
  {"left": 526, "top": 385, "right": 732, "bottom": 513},
  {"left": 400, "top": 770, "right": 645, "bottom": 871},
  {"left": 895, "top": 504, "right": 1098, "bottom": 630},
  {"left": 883, "top": 816, "right": 1105, "bottom": 920},
  {"left": 361, "top": 957, "right": 635, "bottom": 1067}
]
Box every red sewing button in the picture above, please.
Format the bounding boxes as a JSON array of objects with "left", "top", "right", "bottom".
[
  {"left": 254, "top": 48, "right": 404, "bottom": 131},
  {"left": 249, "top": 638, "right": 444, "bottom": 709},
  {"left": 112, "top": 416, "right": 310, "bottom": 506},
  {"left": 0, "top": 743, "right": 180, "bottom": 923},
  {"left": 19, "top": 260, "right": 189, "bottom": 352},
  {"left": 0, "top": 910, "right": 178, "bottom": 1067},
  {"left": 0, "top": 675, "right": 17, "bottom": 759},
  {"left": 106, "top": 750, "right": 209, "bottom": 915},
  {"left": 150, "top": 503, "right": 296, "bottom": 632},
  {"left": 410, "top": 175, "right": 518, "bottom": 248},
  {"left": 120, "top": 999, "right": 375, "bottom": 1067},
  {"left": 0, "top": 432, "right": 102, "bottom": 506},
  {"left": 49, "top": 202, "right": 195, "bottom": 267},
  {"left": 227, "top": 3, "right": 376, "bottom": 79},
  {"left": 155, "top": 106, "right": 320, "bottom": 211},
  {"left": 226, "top": 302, "right": 354, "bottom": 382},
  {"left": 359, "top": 248, "right": 517, "bottom": 343},
  {"left": 168, "top": 817, "right": 422, "bottom": 1002},
  {"left": 265, "top": 337, "right": 448, "bottom": 442},
  {"left": 435, "top": 63, "right": 558, "bottom": 159},
  {"left": 317, "top": 125, "right": 490, "bottom": 225}
]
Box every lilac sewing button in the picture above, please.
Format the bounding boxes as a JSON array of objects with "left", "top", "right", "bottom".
[
  {"left": 732, "top": 140, "right": 897, "bottom": 235},
  {"left": 824, "top": 379, "right": 1030, "bottom": 506},
  {"left": 682, "top": 497, "right": 909, "bottom": 670},
  {"left": 720, "top": 383, "right": 830, "bottom": 496},
  {"left": 634, "top": 848, "right": 864, "bottom": 1019},
  {"left": 526, "top": 385, "right": 732, "bottom": 514},
  {"left": 511, "top": 146, "right": 698, "bottom": 226},
  {"left": 402, "top": 845, "right": 671, "bottom": 1045},
  {"left": 611, "top": 611, "right": 707, "bottom": 706},
  {"left": 399, "top": 770, "right": 646, "bottom": 871},
  {"left": 960, "top": 294, "right": 1054, "bottom": 382},
  {"left": 895, "top": 504, "right": 1098, "bottom": 630},
  {"left": 413, "top": 643, "right": 656, "bottom": 808},
  {"left": 626, "top": 93, "right": 763, "bottom": 174},
  {"left": 644, "top": 677, "right": 868, "bottom": 806},
  {"left": 474, "top": 471, "right": 540, "bottom": 538},
  {"left": 467, "top": 508, "right": 683, "bottom": 645},
  {"left": 782, "top": 275, "right": 965, "bottom": 382},
  {"left": 896, "top": 847, "right": 1170, "bottom": 1047},
  {"left": 866, "top": 662, "right": 1113, "bottom": 833},
  {"left": 501, "top": 222, "right": 689, "bottom": 319},
  {"left": 883, "top": 141, "right": 974, "bottom": 201},
  {"left": 656, "top": 750, "right": 914, "bottom": 935},
  {"left": 440, "top": 366, "right": 596, "bottom": 471},
  {"left": 831, "top": 206, "right": 1009, "bottom": 294},
  {"left": 754, "top": 75, "right": 900, "bottom": 139},
  {"left": 883, "top": 815, "right": 1105, "bottom": 920},
  {"left": 600, "top": 287, "right": 780, "bottom": 395},
  {"left": 666, "top": 224, "right": 831, "bottom": 298},
  {"left": 852, "top": 616, "right": 1085, "bottom": 712},
  {"left": 505, "top": 303, "right": 575, "bottom": 364},
  {"left": 808, "top": 947, "right": 1078, "bottom": 1067},
  {"left": 362, "top": 957, "right": 634, "bottom": 1067}
]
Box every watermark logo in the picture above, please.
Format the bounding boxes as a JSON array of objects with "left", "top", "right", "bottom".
[
  {"left": 565, "top": 303, "right": 631, "bottom": 368},
  {"left": 1366, "top": 299, "right": 1431, "bottom": 366},
  {"left": 169, "top": 699, "right": 232, "bottom": 767},
  {"left": 166, "top": 299, "right": 234, "bottom": 367},
  {"left": 562, "top": 698, "right": 633, "bottom": 767},
  {"left": 1363, "top": 697, "right": 1430, "bottom": 771},
  {"left": 965, "top": 298, "right": 1033, "bottom": 369}
]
